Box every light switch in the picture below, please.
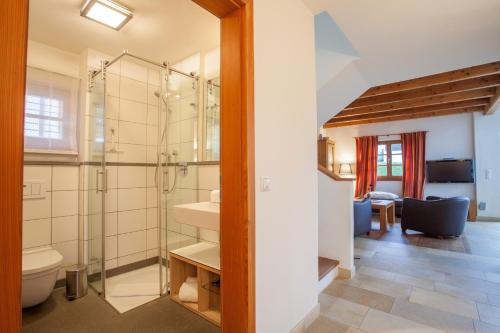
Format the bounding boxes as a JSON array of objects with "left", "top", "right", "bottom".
[
  {"left": 31, "top": 183, "right": 41, "bottom": 195},
  {"left": 485, "top": 169, "right": 492, "bottom": 180},
  {"left": 261, "top": 176, "right": 272, "bottom": 192},
  {"left": 23, "top": 184, "right": 31, "bottom": 196}
]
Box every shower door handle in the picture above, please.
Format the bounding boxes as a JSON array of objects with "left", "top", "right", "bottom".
[{"left": 96, "top": 169, "right": 105, "bottom": 193}]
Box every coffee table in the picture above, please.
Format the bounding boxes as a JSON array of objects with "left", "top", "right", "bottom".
[{"left": 371, "top": 200, "right": 396, "bottom": 233}]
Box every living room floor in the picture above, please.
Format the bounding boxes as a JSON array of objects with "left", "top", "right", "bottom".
[
  {"left": 308, "top": 221, "right": 500, "bottom": 333},
  {"left": 361, "top": 218, "right": 500, "bottom": 257}
]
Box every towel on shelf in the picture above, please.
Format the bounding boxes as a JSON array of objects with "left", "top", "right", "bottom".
[
  {"left": 210, "top": 190, "right": 220, "bottom": 203},
  {"left": 178, "top": 276, "right": 198, "bottom": 303}
]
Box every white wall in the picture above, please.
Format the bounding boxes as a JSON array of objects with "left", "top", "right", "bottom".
[
  {"left": 324, "top": 113, "right": 476, "bottom": 199},
  {"left": 254, "top": 0, "right": 318, "bottom": 332},
  {"left": 318, "top": 173, "right": 354, "bottom": 271},
  {"left": 27, "top": 40, "right": 80, "bottom": 78},
  {"left": 23, "top": 166, "right": 79, "bottom": 279},
  {"left": 474, "top": 111, "right": 500, "bottom": 218}
]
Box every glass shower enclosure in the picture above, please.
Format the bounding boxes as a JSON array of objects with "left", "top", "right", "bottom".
[{"left": 86, "top": 51, "right": 199, "bottom": 306}]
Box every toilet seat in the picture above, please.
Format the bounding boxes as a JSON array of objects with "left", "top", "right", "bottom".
[{"left": 22, "top": 246, "right": 63, "bottom": 276}]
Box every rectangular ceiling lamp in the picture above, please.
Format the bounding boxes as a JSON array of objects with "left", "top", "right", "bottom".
[{"left": 81, "top": 0, "right": 133, "bottom": 30}]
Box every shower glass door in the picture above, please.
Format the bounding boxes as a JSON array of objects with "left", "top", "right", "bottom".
[{"left": 87, "top": 69, "right": 106, "bottom": 294}]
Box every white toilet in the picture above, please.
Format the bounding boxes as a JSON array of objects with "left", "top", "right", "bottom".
[{"left": 22, "top": 246, "right": 63, "bottom": 308}]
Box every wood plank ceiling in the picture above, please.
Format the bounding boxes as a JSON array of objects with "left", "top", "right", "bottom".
[{"left": 324, "top": 61, "right": 500, "bottom": 128}]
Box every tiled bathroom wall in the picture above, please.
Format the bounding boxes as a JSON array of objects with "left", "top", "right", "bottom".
[{"left": 23, "top": 165, "right": 79, "bottom": 279}]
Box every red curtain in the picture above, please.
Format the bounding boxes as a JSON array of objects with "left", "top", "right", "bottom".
[
  {"left": 355, "top": 136, "right": 378, "bottom": 198},
  {"left": 402, "top": 132, "right": 426, "bottom": 199}
]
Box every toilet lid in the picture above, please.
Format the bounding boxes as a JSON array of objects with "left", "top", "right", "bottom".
[{"left": 22, "top": 247, "right": 63, "bottom": 276}]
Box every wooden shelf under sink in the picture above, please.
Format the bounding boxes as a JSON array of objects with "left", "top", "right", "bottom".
[{"left": 169, "top": 243, "right": 221, "bottom": 326}]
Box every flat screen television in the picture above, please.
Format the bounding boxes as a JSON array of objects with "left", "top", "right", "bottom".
[{"left": 426, "top": 159, "right": 475, "bottom": 183}]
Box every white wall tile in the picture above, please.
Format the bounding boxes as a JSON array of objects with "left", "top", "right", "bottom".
[
  {"left": 147, "top": 105, "right": 159, "bottom": 126},
  {"left": 167, "top": 122, "right": 180, "bottom": 144},
  {"left": 106, "top": 166, "right": 118, "bottom": 189},
  {"left": 52, "top": 191, "right": 78, "bottom": 217},
  {"left": 200, "top": 229, "right": 219, "bottom": 244},
  {"left": 118, "top": 251, "right": 146, "bottom": 266},
  {"left": 176, "top": 165, "right": 197, "bottom": 189},
  {"left": 105, "top": 96, "right": 120, "bottom": 120},
  {"left": 23, "top": 196, "right": 51, "bottom": 221},
  {"left": 121, "top": 60, "right": 148, "bottom": 82},
  {"left": 146, "top": 228, "right": 158, "bottom": 250},
  {"left": 198, "top": 165, "right": 220, "bottom": 190},
  {"left": 105, "top": 189, "right": 118, "bottom": 213},
  {"left": 52, "top": 240, "right": 78, "bottom": 267},
  {"left": 105, "top": 119, "right": 119, "bottom": 143},
  {"left": 120, "top": 77, "right": 147, "bottom": 103},
  {"left": 118, "top": 144, "right": 148, "bottom": 163},
  {"left": 118, "top": 188, "right": 146, "bottom": 211},
  {"left": 147, "top": 208, "right": 158, "bottom": 229},
  {"left": 118, "top": 230, "right": 146, "bottom": 257},
  {"left": 147, "top": 146, "right": 158, "bottom": 164},
  {"left": 52, "top": 215, "right": 78, "bottom": 243},
  {"left": 180, "top": 119, "right": 196, "bottom": 143},
  {"left": 148, "top": 85, "right": 159, "bottom": 106},
  {"left": 118, "top": 121, "right": 147, "bottom": 145},
  {"left": 147, "top": 125, "right": 158, "bottom": 146},
  {"left": 148, "top": 69, "right": 160, "bottom": 86},
  {"left": 106, "top": 73, "right": 120, "bottom": 98},
  {"left": 105, "top": 235, "right": 117, "bottom": 260},
  {"left": 179, "top": 141, "right": 196, "bottom": 163},
  {"left": 120, "top": 99, "right": 147, "bottom": 124},
  {"left": 117, "top": 209, "right": 147, "bottom": 234},
  {"left": 146, "top": 249, "right": 158, "bottom": 259},
  {"left": 147, "top": 187, "right": 158, "bottom": 208},
  {"left": 146, "top": 167, "right": 157, "bottom": 188},
  {"left": 23, "top": 218, "right": 51, "bottom": 249},
  {"left": 105, "top": 212, "right": 118, "bottom": 236},
  {"left": 180, "top": 95, "right": 198, "bottom": 120},
  {"left": 117, "top": 166, "right": 147, "bottom": 189},
  {"left": 52, "top": 166, "right": 79, "bottom": 191},
  {"left": 106, "top": 259, "right": 118, "bottom": 270}
]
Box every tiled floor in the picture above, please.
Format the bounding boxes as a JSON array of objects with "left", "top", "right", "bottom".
[
  {"left": 362, "top": 218, "right": 500, "bottom": 257},
  {"left": 105, "top": 264, "right": 168, "bottom": 313},
  {"left": 23, "top": 287, "right": 219, "bottom": 333},
  {"left": 308, "top": 221, "right": 500, "bottom": 333}
]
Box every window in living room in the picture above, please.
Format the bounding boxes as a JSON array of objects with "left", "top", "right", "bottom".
[{"left": 377, "top": 141, "right": 403, "bottom": 180}]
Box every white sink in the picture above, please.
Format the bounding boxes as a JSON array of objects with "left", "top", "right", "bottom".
[{"left": 172, "top": 202, "right": 220, "bottom": 231}]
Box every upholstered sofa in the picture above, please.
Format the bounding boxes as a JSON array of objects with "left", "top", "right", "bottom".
[
  {"left": 354, "top": 198, "right": 372, "bottom": 236},
  {"left": 401, "top": 196, "right": 470, "bottom": 237}
]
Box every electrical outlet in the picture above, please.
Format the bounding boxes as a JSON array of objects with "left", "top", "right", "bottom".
[{"left": 479, "top": 202, "right": 487, "bottom": 211}]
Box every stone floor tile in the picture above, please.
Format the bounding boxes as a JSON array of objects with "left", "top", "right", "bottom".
[
  {"left": 319, "top": 294, "right": 369, "bottom": 327},
  {"left": 323, "top": 282, "right": 395, "bottom": 313},
  {"left": 477, "top": 302, "right": 500, "bottom": 326},
  {"left": 360, "top": 309, "right": 445, "bottom": 333},
  {"left": 409, "top": 287, "right": 478, "bottom": 319}
]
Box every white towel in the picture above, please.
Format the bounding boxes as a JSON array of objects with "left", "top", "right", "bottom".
[
  {"left": 178, "top": 278, "right": 198, "bottom": 303},
  {"left": 210, "top": 190, "right": 220, "bottom": 203}
]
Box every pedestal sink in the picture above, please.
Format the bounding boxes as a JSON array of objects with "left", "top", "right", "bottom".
[{"left": 172, "top": 202, "right": 220, "bottom": 231}]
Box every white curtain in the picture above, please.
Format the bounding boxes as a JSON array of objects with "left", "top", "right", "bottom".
[{"left": 24, "top": 67, "right": 80, "bottom": 154}]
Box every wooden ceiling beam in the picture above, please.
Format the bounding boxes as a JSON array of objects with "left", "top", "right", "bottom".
[
  {"left": 336, "top": 88, "right": 496, "bottom": 117},
  {"left": 329, "top": 98, "right": 490, "bottom": 123},
  {"left": 485, "top": 86, "right": 500, "bottom": 115},
  {"left": 360, "top": 61, "right": 500, "bottom": 98},
  {"left": 324, "top": 106, "right": 485, "bottom": 128},
  {"left": 347, "top": 74, "right": 500, "bottom": 109}
]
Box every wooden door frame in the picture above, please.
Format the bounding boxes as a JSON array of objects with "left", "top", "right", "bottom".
[
  {"left": 0, "top": 0, "right": 254, "bottom": 332},
  {"left": 192, "top": 1, "right": 255, "bottom": 332}
]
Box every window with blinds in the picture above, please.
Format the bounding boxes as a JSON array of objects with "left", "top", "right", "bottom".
[{"left": 24, "top": 67, "right": 80, "bottom": 154}]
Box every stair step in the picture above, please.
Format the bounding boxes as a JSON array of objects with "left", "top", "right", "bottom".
[{"left": 318, "top": 256, "right": 339, "bottom": 281}]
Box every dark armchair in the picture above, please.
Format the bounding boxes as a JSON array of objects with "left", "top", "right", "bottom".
[
  {"left": 401, "top": 196, "right": 470, "bottom": 237},
  {"left": 354, "top": 198, "right": 372, "bottom": 236}
]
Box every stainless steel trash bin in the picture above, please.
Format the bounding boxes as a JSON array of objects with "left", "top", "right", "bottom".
[{"left": 66, "top": 264, "right": 88, "bottom": 300}]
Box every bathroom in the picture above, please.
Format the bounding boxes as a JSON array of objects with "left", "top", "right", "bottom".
[{"left": 22, "top": 0, "right": 221, "bottom": 331}]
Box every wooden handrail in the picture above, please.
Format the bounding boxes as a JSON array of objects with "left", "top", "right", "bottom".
[{"left": 318, "top": 164, "right": 355, "bottom": 181}]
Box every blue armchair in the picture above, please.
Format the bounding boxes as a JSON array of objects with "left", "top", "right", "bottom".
[{"left": 354, "top": 198, "right": 372, "bottom": 236}]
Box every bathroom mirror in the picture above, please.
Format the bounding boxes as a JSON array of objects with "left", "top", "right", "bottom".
[{"left": 203, "top": 77, "right": 220, "bottom": 161}]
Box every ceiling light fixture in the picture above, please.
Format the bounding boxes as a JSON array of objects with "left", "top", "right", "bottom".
[{"left": 81, "top": 0, "right": 133, "bottom": 30}]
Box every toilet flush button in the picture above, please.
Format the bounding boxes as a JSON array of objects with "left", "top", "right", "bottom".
[{"left": 261, "top": 176, "right": 272, "bottom": 192}]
